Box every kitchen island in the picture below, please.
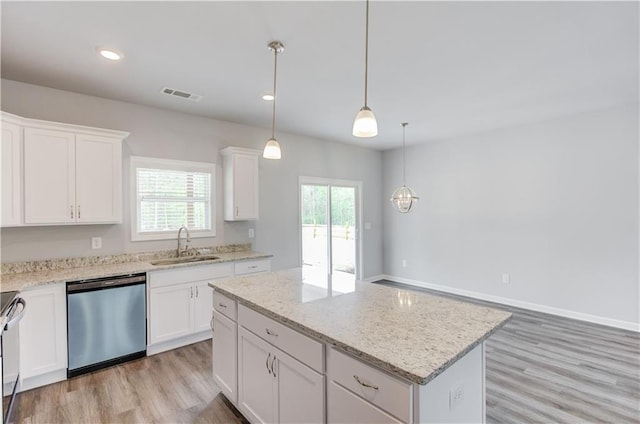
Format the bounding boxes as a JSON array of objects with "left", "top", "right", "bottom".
[{"left": 210, "top": 268, "right": 511, "bottom": 423}]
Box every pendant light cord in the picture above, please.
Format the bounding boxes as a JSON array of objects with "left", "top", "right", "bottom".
[
  {"left": 363, "top": 0, "right": 370, "bottom": 107},
  {"left": 402, "top": 123, "right": 408, "bottom": 186},
  {"left": 271, "top": 48, "right": 279, "bottom": 139}
]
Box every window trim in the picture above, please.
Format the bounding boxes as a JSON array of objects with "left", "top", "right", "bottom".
[{"left": 130, "top": 156, "right": 216, "bottom": 241}]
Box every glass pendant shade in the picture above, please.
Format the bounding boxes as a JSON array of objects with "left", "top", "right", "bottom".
[
  {"left": 263, "top": 137, "right": 281, "bottom": 159},
  {"left": 352, "top": 106, "right": 378, "bottom": 137},
  {"left": 390, "top": 185, "right": 419, "bottom": 213}
]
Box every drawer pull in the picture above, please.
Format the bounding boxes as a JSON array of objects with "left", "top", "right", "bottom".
[
  {"left": 353, "top": 375, "right": 379, "bottom": 390},
  {"left": 249, "top": 265, "right": 258, "bottom": 269},
  {"left": 265, "top": 328, "right": 278, "bottom": 337},
  {"left": 271, "top": 354, "right": 277, "bottom": 378},
  {"left": 218, "top": 303, "right": 227, "bottom": 308},
  {"left": 266, "top": 353, "right": 272, "bottom": 375}
]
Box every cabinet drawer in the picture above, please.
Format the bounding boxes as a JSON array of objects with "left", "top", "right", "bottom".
[
  {"left": 213, "top": 291, "right": 237, "bottom": 321},
  {"left": 238, "top": 304, "right": 323, "bottom": 373},
  {"left": 234, "top": 259, "right": 270, "bottom": 275},
  {"left": 327, "top": 347, "right": 412, "bottom": 423},
  {"left": 149, "top": 263, "right": 233, "bottom": 288},
  {"left": 328, "top": 381, "right": 404, "bottom": 424}
]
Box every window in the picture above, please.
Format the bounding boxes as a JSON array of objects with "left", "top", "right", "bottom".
[{"left": 131, "top": 156, "right": 215, "bottom": 241}]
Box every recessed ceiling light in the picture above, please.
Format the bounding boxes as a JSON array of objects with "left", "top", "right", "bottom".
[
  {"left": 97, "top": 47, "right": 123, "bottom": 61},
  {"left": 262, "top": 94, "right": 274, "bottom": 101}
]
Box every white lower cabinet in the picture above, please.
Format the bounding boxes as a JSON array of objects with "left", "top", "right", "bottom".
[
  {"left": 237, "top": 327, "right": 324, "bottom": 424},
  {"left": 148, "top": 263, "right": 233, "bottom": 354},
  {"left": 19, "top": 283, "right": 67, "bottom": 391},
  {"left": 212, "top": 309, "right": 237, "bottom": 403}
]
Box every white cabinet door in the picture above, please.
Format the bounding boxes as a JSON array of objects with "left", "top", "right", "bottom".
[
  {"left": 221, "top": 147, "right": 259, "bottom": 221},
  {"left": 212, "top": 310, "right": 237, "bottom": 403},
  {"left": 23, "top": 128, "right": 75, "bottom": 224},
  {"left": 193, "top": 280, "right": 213, "bottom": 333},
  {"left": 277, "top": 349, "right": 325, "bottom": 424},
  {"left": 75, "top": 134, "right": 122, "bottom": 223},
  {"left": 19, "top": 283, "right": 67, "bottom": 379},
  {"left": 238, "top": 327, "right": 277, "bottom": 424},
  {"left": 1, "top": 120, "right": 22, "bottom": 226},
  {"left": 148, "top": 283, "right": 193, "bottom": 345},
  {"left": 231, "top": 153, "right": 259, "bottom": 220}
]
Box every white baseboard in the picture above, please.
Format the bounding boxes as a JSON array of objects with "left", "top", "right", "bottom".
[
  {"left": 381, "top": 274, "right": 640, "bottom": 333},
  {"left": 360, "top": 274, "right": 385, "bottom": 283},
  {"left": 147, "top": 331, "right": 212, "bottom": 356},
  {"left": 19, "top": 368, "right": 66, "bottom": 392}
]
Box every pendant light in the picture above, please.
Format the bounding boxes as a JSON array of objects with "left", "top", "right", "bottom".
[
  {"left": 352, "top": 0, "right": 378, "bottom": 138},
  {"left": 263, "top": 41, "right": 284, "bottom": 159},
  {"left": 390, "top": 123, "right": 419, "bottom": 213}
]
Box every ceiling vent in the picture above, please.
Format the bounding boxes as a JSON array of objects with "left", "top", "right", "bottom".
[{"left": 160, "top": 87, "right": 203, "bottom": 102}]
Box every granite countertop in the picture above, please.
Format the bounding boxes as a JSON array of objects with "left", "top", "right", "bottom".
[
  {"left": 210, "top": 268, "right": 512, "bottom": 385},
  {"left": 1, "top": 250, "right": 272, "bottom": 293}
]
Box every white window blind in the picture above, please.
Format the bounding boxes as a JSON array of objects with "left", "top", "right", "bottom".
[{"left": 130, "top": 157, "right": 216, "bottom": 241}]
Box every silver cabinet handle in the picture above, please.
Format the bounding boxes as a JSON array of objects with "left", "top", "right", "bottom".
[
  {"left": 78, "top": 205, "right": 81, "bottom": 219},
  {"left": 271, "top": 354, "right": 277, "bottom": 378},
  {"left": 190, "top": 286, "right": 193, "bottom": 298},
  {"left": 218, "top": 303, "right": 227, "bottom": 308},
  {"left": 210, "top": 315, "right": 214, "bottom": 332},
  {"left": 249, "top": 265, "right": 258, "bottom": 269},
  {"left": 196, "top": 286, "right": 199, "bottom": 297},
  {"left": 353, "top": 375, "right": 379, "bottom": 390},
  {"left": 265, "top": 328, "right": 278, "bottom": 337},
  {"left": 235, "top": 206, "right": 239, "bottom": 217},
  {"left": 70, "top": 205, "right": 74, "bottom": 219},
  {"left": 266, "top": 353, "right": 272, "bottom": 375}
]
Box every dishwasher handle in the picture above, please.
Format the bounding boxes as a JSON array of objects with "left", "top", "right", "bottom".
[
  {"left": 67, "top": 274, "right": 146, "bottom": 293},
  {"left": 4, "top": 298, "right": 26, "bottom": 330}
]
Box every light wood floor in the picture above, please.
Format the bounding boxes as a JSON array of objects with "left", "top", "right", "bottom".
[{"left": 9, "top": 283, "right": 640, "bottom": 423}]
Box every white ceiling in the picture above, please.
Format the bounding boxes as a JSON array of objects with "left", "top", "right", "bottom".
[{"left": 1, "top": 1, "right": 638, "bottom": 150}]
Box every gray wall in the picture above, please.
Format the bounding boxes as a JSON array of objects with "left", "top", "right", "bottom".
[
  {"left": 383, "top": 105, "right": 639, "bottom": 325},
  {"left": 0, "top": 79, "right": 384, "bottom": 277}
]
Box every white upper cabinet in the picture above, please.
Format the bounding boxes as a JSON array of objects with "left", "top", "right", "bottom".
[
  {"left": 12, "top": 113, "right": 128, "bottom": 225},
  {"left": 220, "top": 147, "right": 259, "bottom": 221},
  {"left": 1, "top": 113, "right": 23, "bottom": 227}
]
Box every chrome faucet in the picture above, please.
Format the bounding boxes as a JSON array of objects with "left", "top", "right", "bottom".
[{"left": 177, "top": 226, "right": 191, "bottom": 257}]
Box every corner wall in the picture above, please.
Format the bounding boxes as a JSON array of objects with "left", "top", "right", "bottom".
[{"left": 382, "top": 105, "right": 639, "bottom": 329}]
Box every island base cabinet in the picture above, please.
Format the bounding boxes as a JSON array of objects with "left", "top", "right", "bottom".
[
  {"left": 19, "top": 283, "right": 67, "bottom": 391},
  {"left": 238, "top": 327, "right": 324, "bottom": 424},
  {"left": 212, "top": 310, "right": 237, "bottom": 403}
]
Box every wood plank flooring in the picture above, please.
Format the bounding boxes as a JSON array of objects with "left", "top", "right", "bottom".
[
  {"left": 378, "top": 280, "right": 640, "bottom": 424},
  {"left": 8, "top": 281, "right": 640, "bottom": 423}
]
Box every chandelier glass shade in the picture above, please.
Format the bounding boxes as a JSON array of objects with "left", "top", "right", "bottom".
[{"left": 390, "top": 123, "right": 419, "bottom": 213}]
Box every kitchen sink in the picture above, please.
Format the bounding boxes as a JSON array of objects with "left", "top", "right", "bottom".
[{"left": 150, "top": 255, "right": 221, "bottom": 266}]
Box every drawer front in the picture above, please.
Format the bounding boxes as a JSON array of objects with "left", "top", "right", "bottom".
[
  {"left": 328, "top": 347, "right": 412, "bottom": 423},
  {"left": 234, "top": 259, "right": 271, "bottom": 275},
  {"left": 149, "top": 263, "right": 233, "bottom": 288},
  {"left": 328, "top": 381, "right": 404, "bottom": 424},
  {"left": 213, "top": 291, "right": 237, "bottom": 321},
  {"left": 238, "top": 304, "right": 323, "bottom": 373}
]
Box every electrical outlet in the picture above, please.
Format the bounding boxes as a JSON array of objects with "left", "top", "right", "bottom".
[
  {"left": 402, "top": 259, "right": 407, "bottom": 267},
  {"left": 248, "top": 228, "right": 255, "bottom": 238},
  {"left": 91, "top": 237, "right": 102, "bottom": 249},
  {"left": 449, "top": 384, "right": 464, "bottom": 411},
  {"left": 502, "top": 273, "right": 510, "bottom": 284}
]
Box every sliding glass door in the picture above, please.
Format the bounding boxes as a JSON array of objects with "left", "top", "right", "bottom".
[{"left": 300, "top": 177, "right": 361, "bottom": 284}]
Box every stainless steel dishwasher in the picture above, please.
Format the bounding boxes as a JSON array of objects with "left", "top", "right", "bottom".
[{"left": 67, "top": 273, "right": 146, "bottom": 378}]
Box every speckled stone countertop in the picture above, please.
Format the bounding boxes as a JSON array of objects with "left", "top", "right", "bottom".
[
  {"left": 1, "top": 249, "right": 272, "bottom": 293},
  {"left": 210, "top": 268, "right": 511, "bottom": 385}
]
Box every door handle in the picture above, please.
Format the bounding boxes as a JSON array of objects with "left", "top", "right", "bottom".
[
  {"left": 271, "top": 354, "right": 277, "bottom": 378},
  {"left": 70, "top": 205, "right": 74, "bottom": 219},
  {"left": 266, "top": 353, "right": 272, "bottom": 375},
  {"left": 78, "top": 205, "right": 81, "bottom": 219},
  {"left": 196, "top": 286, "right": 199, "bottom": 297},
  {"left": 210, "top": 314, "right": 214, "bottom": 332}
]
